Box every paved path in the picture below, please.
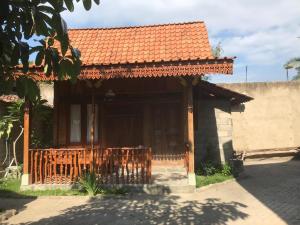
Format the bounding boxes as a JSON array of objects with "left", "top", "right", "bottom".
[{"left": 1, "top": 156, "right": 300, "bottom": 225}]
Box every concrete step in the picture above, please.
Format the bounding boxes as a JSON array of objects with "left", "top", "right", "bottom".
[
  {"left": 152, "top": 166, "right": 187, "bottom": 173},
  {"left": 108, "top": 183, "right": 195, "bottom": 194}
]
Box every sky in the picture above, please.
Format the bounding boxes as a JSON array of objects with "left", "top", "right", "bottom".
[{"left": 62, "top": 0, "right": 300, "bottom": 83}]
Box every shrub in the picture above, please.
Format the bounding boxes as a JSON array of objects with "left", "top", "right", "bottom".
[
  {"left": 221, "top": 163, "right": 232, "bottom": 176},
  {"left": 79, "top": 171, "right": 100, "bottom": 196},
  {"left": 197, "top": 162, "right": 220, "bottom": 176},
  {"left": 197, "top": 162, "right": 233, "bottom": 176}
]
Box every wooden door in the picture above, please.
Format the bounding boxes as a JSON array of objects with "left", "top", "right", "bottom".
[
  {"left": 151, "top": 102, "right": 183, "bottom": 160},
  {"left": 103, "top": 104, "right": 143, "bottom": 148}
]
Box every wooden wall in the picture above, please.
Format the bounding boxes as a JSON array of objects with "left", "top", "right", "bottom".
[{"left": 53, "top": 77, "right": 185, "bottom": 163}]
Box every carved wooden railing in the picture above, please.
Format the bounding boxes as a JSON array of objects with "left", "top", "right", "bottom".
[
  {"left": 29, "top": 147, "right": 152, "bottom": 185},
  {"left": 94, "top": 147, "right": 152, "bottom": 184}
]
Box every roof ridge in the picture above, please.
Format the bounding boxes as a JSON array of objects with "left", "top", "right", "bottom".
[{"left": 68, "top": 21, "right": 204, "bottom": 31}]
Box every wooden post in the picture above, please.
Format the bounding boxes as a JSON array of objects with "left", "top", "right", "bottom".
[
  {"left": 186, "top": 82, "right": 194, "bottom": 173},
  {"left": 90, "top": 92, "right": 95, "bottom": 172},
  {"left": 21, "top": 100, "right": 30, "bottom": 185},
  {"left": 183, "top": 79, "right": 196, "bottom": 185}
]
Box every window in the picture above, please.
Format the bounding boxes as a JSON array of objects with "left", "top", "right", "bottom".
[
  {"left": 70, "top": 104, "right": 81, "bottom": 143},
  {"left": 87, "top": 104, "right": 99, "bottom": 143}
]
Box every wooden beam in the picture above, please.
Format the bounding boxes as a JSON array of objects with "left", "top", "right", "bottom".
[{"left": 23, "top": 100, "right": 30, "bottom": 175}]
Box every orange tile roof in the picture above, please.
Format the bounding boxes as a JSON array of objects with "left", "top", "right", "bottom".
[
  {"left": 23, "top": 21, "right": 234, "bottom": 80},
  {"left": 67, "top": 21, "right": 215, "bottom": 66}
]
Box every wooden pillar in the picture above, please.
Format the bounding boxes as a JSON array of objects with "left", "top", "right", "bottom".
[
  {"left": 90, "top": 93, "right": 95, "bottom": 172},
  {"left": 21, "top": 100, "right": 30, "bottom": 185},
  {"left": 186, "top": 82, "right": 195, "bottom": 173},
  {"left": 182, "top": 78, "right": 196, "bottom": 185}
]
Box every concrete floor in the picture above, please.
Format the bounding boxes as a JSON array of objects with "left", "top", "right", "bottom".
[{"left": 1, "top": 156, "right": 300, "bottom": 225}]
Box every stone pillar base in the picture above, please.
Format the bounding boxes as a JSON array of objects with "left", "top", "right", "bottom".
[
  {"left": 188, "top": 172, "right": 196, "bottom": 186},
  {"left": 21, "top": 174, "right": 30, "bottom": 186}
]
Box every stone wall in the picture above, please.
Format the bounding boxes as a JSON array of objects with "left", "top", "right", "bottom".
[
  {"left": 194, "top": 98, "right": 233, "bottom": 168},
  {"left": 220, "top": 81, "right": 300, "bottom": 152}
]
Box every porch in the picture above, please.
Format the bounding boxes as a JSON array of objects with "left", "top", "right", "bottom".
[{"left": 23, "top": 77, "right": 194, "bottom": 186}]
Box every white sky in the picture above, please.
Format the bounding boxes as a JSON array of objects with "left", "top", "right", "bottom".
[{"left": 62, "top": 0, "right": 300, "bottom": 83}]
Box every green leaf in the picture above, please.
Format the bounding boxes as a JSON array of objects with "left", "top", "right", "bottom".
[
  {"left": 47, "top": 37, "right": 54, "bottom": 46},
  {"left": 37, "top": 5, "right": 56, "bottom": 14},
  {"left": 35, "top": 51, "right": 44, "bottom": 66},
  {"left": 19, "top": 42, "right": 29, "bottom": 72},
  {"left": 16, "top": 77, "right": 40, "bottom": 102},
  {"left": 11, "top": 44, "right": 20, "bottom": 66},
  {"left": 35, "top": 12, "right": 50, "bottom": 36},
  {"left": 83, "top": 0, "right": 92, "bottom": 10},
  {"left": 64, "top": 0, "right": 74, "bottom": 12},
  {"left": 94, "top": 0, "right": 100, "bottom": 5}
]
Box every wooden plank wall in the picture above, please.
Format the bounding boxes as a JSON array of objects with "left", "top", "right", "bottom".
[{"left": 54, "top": 77, "right": 185, "bottom": 164}]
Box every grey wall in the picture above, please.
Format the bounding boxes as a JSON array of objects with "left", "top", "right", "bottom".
[{"left": 194, "top": 98, "right": 233, "bottom": 168}]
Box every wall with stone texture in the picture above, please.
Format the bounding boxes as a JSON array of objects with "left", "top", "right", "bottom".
[
  {"left": 220, "top": 81, "right": 300, "bottom": 152},
  {"left": 194, "top": 98, "right": 233, "bottom": 168}
]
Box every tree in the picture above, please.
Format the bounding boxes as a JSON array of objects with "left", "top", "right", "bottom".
[
  {"left": 212, "top": 42, "right": 223, "bottom": 58},
  {"left": 202, "top": 42, "right": 224, "bottom": 81},
  {"left": 0, "top": 0, "right": 100, "bottom": 100},
  {"left": 284, "top": 58, "right": 300, "bottom": 80},
  {"left": 0, "top": 97, "right": 51, "bottom": 176}
]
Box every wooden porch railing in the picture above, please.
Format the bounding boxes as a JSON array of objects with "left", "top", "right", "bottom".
[{"left": 29, "top": 147, "right": 152, "bottom": 185}]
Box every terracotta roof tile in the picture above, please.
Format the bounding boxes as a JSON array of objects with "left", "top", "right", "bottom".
[{"left": 66, "top": 21, "right": 214, "bottom": 66}]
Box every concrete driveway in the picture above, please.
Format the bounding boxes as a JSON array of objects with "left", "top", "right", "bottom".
[{"left": 1, "top": 156, "right": 300, "bottom": 225}]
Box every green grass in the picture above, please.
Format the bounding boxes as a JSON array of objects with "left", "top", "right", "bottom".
[
  {"left": 196, "top": 173, "right": 234, "bottom": 188},
  {"left": 0, "top": 178, "right": 86, "bottom": 198},
  {"left": 0, "top": 178, "right": 21, "bottom": 192},
  {"left": 0, "top": 178, "right": 127, "bottom": 198}
]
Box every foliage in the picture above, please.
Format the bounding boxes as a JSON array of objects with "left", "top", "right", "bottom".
[
  {"left": 197, "top": 162, "right": 219, "bottom": 176},
  {"left": 0, "top": 96, "right": 53, "bottom": 148},
  {"left": 197, "top": 162, "right": 233, "bottom": 177},
  {"left": 284, "top": 58, "right": 300, "bottom": 80},
  {"left": 221, "top": 163, "right": 233, "bottom": 176},
  {"left": 196, "top": 173, "right": 233, "bottom": 188},
  {"left": 0, "top": 0, "right": 100, "bottom": 100},
  {"left": 211, "top": 42, "right": 223, "bottom": 58},
  {"left": 79, "top": 171, "right": 100, "bottom": 196},
  {"left": 0, "top": 99, "right": 24, "bottom": 139}
]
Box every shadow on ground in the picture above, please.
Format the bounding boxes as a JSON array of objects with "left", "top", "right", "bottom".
[
  {"left": 14, "top": 195, "right": 248, "bottom": 225},
  {"left": 0, "top": 191, "right": 36, "bottom": 213},
  {"left": 237, "top": 156, "right": 300, "bottom": 225}
]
